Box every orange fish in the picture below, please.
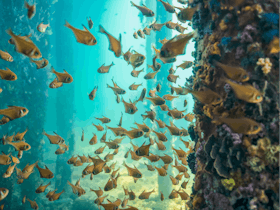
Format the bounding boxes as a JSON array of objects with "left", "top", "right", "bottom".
[
  {"left": 124, "top": 128, "right": 144, "bottom": 139},
  {"left": 0, "top": 50, "right": 13, "bottom": 62},
  {"left": 49, "top": 189, "right": 65, "bottom": 201},
  {"left": 3, "top": 163, "right": 17, "bottom": 178},
  {"left": 42, "top": 130, "right": 64, "bottom": 145},
  {"left": 143, "top": 26, "right": 152, "bottom": 35},
  {"left": 89, "top": 86, "right": 98, "bottom": 100},
  {"left": 129, "top": 83, "right": 142, "bottom": 91},
  {"left": 123, "top": 162, "right": 142, "bottom": 178},
  {"left": 149, "top": 89, "right": 157, "bottom": 97},
  {"left": 176, "top": 4, "right": 199, "bottom": 22},
  {"left": 92, "top": 123, "right": 104, "bottom": 131},
  {"left": 177, "top": 61, "right": 193, "bottom": 70},
  {"left": 106, "top": 125, "right": 127, "bottom": 137},
  {"left": 168, "top": 108, "right": 186, "bottom": 119},
  {"left": 185, "top": 88, "right": 222, "bottom": 105},
  {"left": 145, "top": 153, "right": 160, "bottom": 162},
  {"left": 167, "top": 74, "right": 180, "bottom": 83},
  {"left": 170, "top": 175, "right": 179, "bottom": 185},
  {"left": 95, "top": 116, "right": 111, "bottom": 124},
  {"left": 65, "top": 21, "right": 97, "bottom": 45},
  {"left": 131, "top": 68, "right": 144, "bottom": 78},
  {"left": 7, "top": 141, "right": 31, "bottom": 151},
  {"left": 136, "top": 88, "right": 147, "bottom": 103},
  {"left": 139, "top": 189, "right": 155, "bottom": 199},
  {"left": 165, "top": 21, "right": 177, "bottom": 29},
  {"left": 159, "top": 154, "right": 173, "bottom": 164},
  {"left": 24, "top": 1, "right": 36, "bottom": 19},
  {"left": 35, "top": 164, "right": 54, "bottom": 179},
  {"left": 14, "top": 128, "right": 28, "bottom": 141},
  {"left": 90, "top": 187, "right": 103, "bottom": 197},
  {"left": 135, "top": 142, "right": 151, "bottom": 156},
  {"left": 175, "top": 24, "right": 188, "bottom": 33},
  {"left": 155, "top": 140, "right": 166, "bottom": 151},
  {"left": 0, "top": 106, "right": 28, "bottom": 122},
  {"left": 153, "top": 130, "right": 168, "bottom": 142},
  {"left": 128, "top": 189, "right": 136, "bottom": 200},
  {"left": 134, "top": 122, "right": 150, "bottom": 132},
  {"left": 144, "top": 163, "right": 155, "bottom": 171},
  {"left": 51, "top": 67, "right": 73, "bottom": 83},
  {"left": 181, "top": 180, "right": 189, "bottom": 189},
  {"left": 0, "top": 67, "right": 17, "bottom": 81},
  {"left": 155, "top": 118, "right": 166, "bottom": 128},
  {"left": 30, "top": 58, "right": 49, "bottom": 69},
  {"left": 94, "top": 195, "right": 108, "bottom": 205},
  {"left": 146, "top": 95, "right": 166, "bottom": 106},
  {"left": 176, "top": 189, "right": 189, "bottom": 200},
  {"left": 97, "top": 62, "right": 114, "bottom": 73},
  {"left": 162, "top": 94, "right": 179, "bottom": 101},
  {"left": 169, "top": 189, "right": 179, "bottom": 199},
  {"left": 160, "top": 191, "right": 164, "bottom": 201},
  {"left": 99, "top": 25, "right": 122, "bottom": 57},
  {"left": 35, "top": 181, "right": 51, "bottom": 193},
  {"left": 144, "top": 71, "right": 158, "bottom": 79},
  {"left": 49, "top": 78, "right": 63, "bottom": 89},
  {"left": 94, "top": 145, "right": 106, "bottom": 154},
  {"left": 184, "top": 113, "right": 195, "bottom": 122},
  {"left": 27, "top": 198, "right": 38, "bottom": 209},
  {"left": 122, "top": 98, "right": 138, "bottom": 114},
  {"left": 130, "top": 1, "right": 154, "bottom": 17},
  {"left": 155, "top": 166, "right": 167, "bottom": 176}
]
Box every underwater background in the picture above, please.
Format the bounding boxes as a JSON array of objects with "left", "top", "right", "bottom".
[{"left": 0, "top": 0, "right": 279, "bottom": 210}]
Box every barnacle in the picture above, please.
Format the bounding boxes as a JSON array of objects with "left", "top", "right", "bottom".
[
  {"left": 256, "top": 57, "right": 272, "bottom": 74},
  {"left": 264, "top": 144, "right": 280, "bottom": 164},
  {"left": 221, "top": 178, "right": 235, "bottom": 191},
  {"left": 246, "top": 156, "right": 265, "bottom": 172}
]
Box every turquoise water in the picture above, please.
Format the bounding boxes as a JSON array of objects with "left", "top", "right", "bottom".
[{"left": 0, "top": 0, "right": 195, "bottom": 209}]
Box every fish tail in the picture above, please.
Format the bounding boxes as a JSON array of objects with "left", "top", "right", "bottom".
[
  {"left": 5, "top": 28, "right": 15, "bottom": 38},
  {"left": 47, "top": 181, "right": 51, "bottom": 186},
  {"left": 106, "top": 84, "right": 110, "bottom": 88},
  {"left": 64, "top": 20, "right": 71, "bottom": 28},
  {"left": 24, "top": 1, "right": 30, "bottom": 8},
  {"left": 141, "top": 114, "right": 147, "bottom": 120},
  {"left": 98, "top": 25, "right": 106, "bottom": 34},
  {"left": 42, "top": 129, "right": 46, "bottom": 135},
  {"left": 169, "top": 85, "right": 174, "bottom": 94},
  {"left": 50, "top": 66, "right": 56, "bottom": 73},
  {"left": 130, "top": 1, "right": 136, "bottom": 6},
  {"left": 111, "top": 62, "right": 115, "bottom": 66}
]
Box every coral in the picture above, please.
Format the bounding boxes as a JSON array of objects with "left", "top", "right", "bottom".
[
  {"left": 221, "top": 37, "right": 231, "bottom": 46},
  {"left": 221, "top": 178, "right": 235, "bottom": 191},
  {"left": 219, "top": 19, "right": 227, "bottom": 31},
  {"left": 235, "top": 46, "right": 245, "bottom": 59},
  {"left": 188, "top": 152, "right": 197, "bottom": 174},
  {"left": 204, "top": 192, "right": 233, "bottom": 210},
  {"left": 256, "top": 57, "right": 272, "bottom": 74}
]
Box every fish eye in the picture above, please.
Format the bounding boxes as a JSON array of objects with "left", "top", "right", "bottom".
[
  {"left": 160, "top": 50, "right": 166, "bottom": 57},
  {"left": 3, "top": 189, "right": 6, "bottom": 193},
  {"left": 256, "top": 96, "right": 261, "bottom": 100},
  {"left": 12, "top": 76, "right": 15, "bottom": 79},
  {"left": 243, "top": 75, "right": 247, "bottom": 79},
  {"left": 178, "top": 13, "right": 181, "bottom": 18},
  {"left": 254, "top": 125, "right": 259, "bottom": 130},
  {"left": 35, "top": 52, "right": 39, "bottom": 56},
  {"left": 93, "top": 39, "right": 97, "bottom": 44},
  {"left": 141, "top": 56, "right": 144, "bottom": 59},
  {"left": 67, "top": 77, "right": 71, "bottom": 82},
  {"left": 217, "top": 98, "right": 221, "bottom": 101},
  {"left": 22, "top": 109, "right": 26, "bottom": 112}
]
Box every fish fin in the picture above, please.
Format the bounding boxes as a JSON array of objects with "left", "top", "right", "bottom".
[
  {"left": 142, "top": 4, "right": 147, "bottom": 7},
  {"left": 82, "top": 24, "right": 89, "bottom": 31},
  {"left": 64, "top": 20, "right": 71, "bottom": 28},
  {"left": 130, "top": 1, "right": 136, "bottom": 6},
  {"left": 63, "top": 69, "right": 68, "bottom": 73},
  {"left": 98, "top": 25, "right": 106, "bottom": 33},
  {"left": 119, "top": 33, "right": 122, "bottom": 42}
]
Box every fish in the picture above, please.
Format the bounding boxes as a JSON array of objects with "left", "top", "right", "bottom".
[
  {"left": 67, "top": 156, "right": 78, "bottom": 165},
  {"left": 24, "top": 1, "right": 36, "bottom": 19},
  {"left": 35, "top": 181, "right": 51, "bottom": 193},
  {"left": 133, "top": 31, "right": 138, "bottom": 39},
  {"left": 172, "top": 164, "right": 187, "bottom": 173},
  {"left": 89, "top": 133, "right": 97, "bottom": 145},
  {"left": 177, "top": 4, "right": 199, "bottom": 22},
  {"left": 92, "top": 123, "right": 104, "bottom": 131},
  {"left": 141, "top": 109, "right": 156, "bottom": 122},
  {"left": 150, "top": 21, "right": 165, "bottom": 31},
  {"left": 163, "top": 94, "right": 179, "bottom": 101},
  {"left": 145, "top": 95, "right": 166, "bottom": 106},
  {"left": 165, "top": 21, "right": 178, "bottom": 29},
  {"left": 155, "top": 119, "right": 166, "bottom": 128},
  {"left": 0, "top": 106, "right": 29, "bottom": 121},
  {"left": 104, "top": 153, "right": 114, "bottom": 162},
  {"left": 160, "top": 31, "right": 195, "bottom": 59},
  {"left": 95, "top": 116, "right": 111, "bottom": 124},
  {"left": 37, "top": 22, "right": 49, "bottom": 33},
  {"left": 100, "top": 203, "right": 119, "bottom": 210},
  {"left": 116, "top": 94, "right": 121, "bottom": 103},
  {"left": 22, "top": 195, "right": 26, "bottom": 204},
  {"left": 17, "top": 150, "right": 23, "bottom": 159},
  {"left": 55, "top": 148, "right": 65, "bottom": 155},
  {"left": 149, "top": 89, "right": 156, "bottom": 97},
  {"left": 177, "top": 61, "right": 193, "bottom": 70},
  {"left": 213, "top": 61, "right": 249, "bottom": 82},
  {"left": 97, "top": 62, "right": 114, "bottom": 73},
  {"left": 176, "top": 189, "right": 189, "bottom": 200},
  {"left": 0, "top": 88, "right": 2, "bottom": 94},
  {"left": 122, "top": 198, "right": 129, "bottom": 208},
  {"left": 172, "top": 147, "right": 187, "bottom": 158},
  {"left": 35, "top": 164, "right": 54, "bottom": 179},
  {"left": 30, "top": 57, "right": 49, "bottom": 69},
  {"left": 6, "top": 141, "right": 31, "bottom": 151},
  {"left": 135, "top": 142, "right": 151, "bottom": 156},
  {"left": 89, "top": 86, "right": 98, "bottom": 100},
  {"left": 123, "top": 47, "right": 133, "bottom": 63},
  {"left": 90, "top": 187, "right": 103, "bottom": 197},
  {"left": 130, "top": 1, "right": 154, "bottom": 17},
  {"left": 223, "top": 78, "right": 263, "bottom": 103},
  {"left": 0, "top": 116, "right": 9, "bottom": 125},
  {"left": 78, "top": 155, "right": 87, "bottom": 163},
  {"left": 212, "top": 117, "right": 262, "bottom": 135},
  {"left": 99, "top": 25, "right": 122, "bottom": 57},
  {"left": 94, "top": 145, "right": 106, "bottom": 154},
  {"left": 167, "top": 73, "right": 180, "bottom": 83},
  {"left": 6, "top": 29, "right": 42, "bottom": 59},
  {"left": 0, "top": 67, "right": 17, "bottom": 81},
  {"left": 153, "top": 130, "right": 168, "bottom": 142},
  {"left": 122, "top": 98, "right": 138, "bottom": 114},
  {"left": 46, "top": 189, "right": 57, "bottom": 199},
  {"left": 185, "top": 87, "right": 223, "bottom": 105},
  {"left": 42, "top": 130, "right": 64, "bottom": 145},
  {"left": 129, "top": 83, "right": 142, "bottom": 90},
  {"left": 155, "top": 166, "right": 167, "bottom": 176},
  {"left": 155, "top": 140, "right": 166, "bottom": 151},
  {"left": 144, "top": 163, "right": 155, "bottom": 171},
  {"left": 184, "top": 113, "right": 195, "bottom": 122},
  {"left": 128, "top": 190, "right": 136, "bottom": 200},
  {"left": 51, "top": 67, "right": 73, "bottom": 83},
  {"left": 3, "top": 163, "right": 17, "bottom": 178},
  {"left": 27, "top": 198, "right": 38, "bottom": 209},
  {"left": 156, "top": 83, "right": 162, "bottom": 92},
  {"left": 136, "top": 88, "right": 147, "bottom": 102},
  {"left": 139, "top": 189, "right": 155, "bottom": 199},
  {"left": 181, "top": 180, "right": 189, "bottom": 189},
  {"left": 152, "top": 45, "right": 177, "bottom": 63},
  {"left": 87, "top": 17, "right": 93, "bottom": 29},
  {"left": 117, "top": 113, "right": 123, "bottom": 127},
  {"left": 129, "top": 51, "right": 146, "bottom": 69},
  {"left": 175, "top": 24, "right": 188, "bottom": 33},
  {"left": 106, "top": 125, "right": 127, "bottom": 137},
  {"left": 168, "top": 108, "right": 186, "bottom": 119},
  {"left": 0, "top": 50, "right": 13, "bottom": 62},
  {"left": 169, "top": 67, "right": 176, "bottom": 74},
  {"left": 145, "top": 153, "right": 160, "bottom": 162},
  {"left": 159, "top": 154, "right": 173, "bottom": 164},
  {"left": 123, "top": 162, "right": 142, "bottom": 178},
  {"left": 170, "top": 85, "right": 189, "bottom": 95},
  {"left": 65, "top": 20, "right": 97, "bottom": 45},
  {"left": 94, "top": 195, "right": 108, "bottom": 205},
  {"left": 131, "top": 68, "right": 144, "bottom": 78},
  {"left": 14, "top": 128, "right": 28, "bottom": 141},
  {"left": 157, "top": 0, "right": 176, "bottom": 13},
  {"left": 11, "top": 155, "right": 19, "bottom": 164},
  {"left": 124, "top": 128, "right": 144, "bottom": 139},
  {"left": 170, "top": 175, "right": 179, "bottom": 185},
  {"left": 137, "top": 29, "right": 145, "bottom": 39},
  {"left": 160, "top": 191, "right": 164, "bottom": 201},
  {"left": 82, "top": 164, "right": 94, "bottom": 175},
  {"left": 143, "top": 26, "right": 152, "bottom": 35},
  {"left": 144, "top": 71, "right": 159, "bottom": 80},
  {"left": 100, "top": 131, "right": 107, "bottom": 143},
  {"left": 168, "top": 189, "right": 179, "bottom": 199},
  {"left": 107, "top": 84, "right": 126, "bottom": 95},
  {"left": 49, "top": 189, "right": 65, "bottom": 201},
  {"left": 124, "top": 149, "right": 130, "bottom": 158},
  {"left": 104, "top": 178, "right": 115, "bottom": 191},
  {"left": 49, "top": 78, "right": 63, "bottom": 89},
  {"left": 134, "top": 122, "right": 150, "bottom": 132},
  {"left": 184, "top": 99, "right": 187, "bottom": 107}
]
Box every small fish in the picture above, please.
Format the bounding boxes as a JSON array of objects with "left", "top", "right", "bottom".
[
  {"left": 153, "top": 130, "right": 168, "bottom": 142},
  {"left": 11, "top": 155, "right": 19, "bottom": 164},
  {"left": 145, "top": 153, "right": 160, "bottom": 162},
  {"left": 6, "top": 29, "right": 42, "bottom": 59},
  {"left": 186, "top": 87, "right": 223, "bottom": 105},
  {"left": 14, "top": 127, "right": 28, "bottom": 141},
  {"left": 89, "top": 86, "right": 98, "bottom": 100},
  {"left": 55, "top": 148, "right": 65, "bottom": 155},
  {"left": 155, "top": 166, "right": 167, "bottom": 176},
  {"left": 24, "top": 1, "right": 36, "bottom": 19},
  {"left": 0, "top": 50, "right": 13, "bottom": 62},
  {"left": 159, "top": 154, "right": 173, "bottom": 164},
  {"left": 212, "top": 117, "right": 262, "bottom": 135},
  {"left": 95, "top": 116, "right": 111, "bottom": 124},
  {"left": 46, "top": 189, "right": 57, "bottom": 199},
  {"left": 223, "top": 78, "right": 263, "bottom": 103},
  {"left": 3, "top": 163, "right": 17, "bottom": 178},
  {"left": 129, "top": 82, "right": 142, "bottom": 90},
  {"left": 148, "top": 55, "right": 161, "bottom": 72},
  {"left": 155, "top": 140, "right": 166, "bottom": 151},
  {"left": 42, "top": 130, "right": 64, "bottom": 145},
  {"left": 135, "top": 142, "right": 151, "bottom": 156},
  {"left": 163, "top": 94, "right": 179, "bottom": 101},
  {"left": 177, "top": 189, "right": 189, "bottom": 200},
  {"left": 78, "top": 155, "right": 87, "bottom": 163},
  {"left": 122, "top": 198, "right": 129, "bottom": 208},
  {"left": 49, "top": 78, "right": 63, "bottom": 89},
  {"left": 165, "top": 21, "right": 177, "bottom": 29},
  {"left": 160, "top": 31, "right": 195, "bottom": 59},
  {"left": 139, "top": 189, "right": 155, "bottom": 199},
  {"left": 130, "top": 1, "right": 154, "bottom": 17},
  {"left": 82, "top": 164, "right": 94, "bottom": 175},
  {"left": 145, "top": 95, "right": 166, "bottom": 106},
  {"left": 129, "top": 51, "right": 145, "bottom": 69},
  {"left": 181, "top": 180, "right": 189, "bottom": 189},
  {"left": 169, "top": 189, "right": 179, "bottom": 199},
  {"left": 175, "top": 24, "right": 188, "bottom": 33},
  {"left": 123, "top": 161, "right": 142, "bottom": 178},
  {"left": 128, "top": 190, "right": 136, "bottom": 201},
  {"left": 104, "top": 178, "right": 115, "bottom": 191},
  {"left": 123, "top": 47, "right": 133, "bottom": 63},
  {"left": 97, "top": 62, "right": 114, "bottom": 73},
  {"left": 65, "top": 20, "right": 97, "bottom": 45},
  {"left": 94, "top": 195, "right": 108, "bottom": 205},
  {"left": 172, "top": 147, "right": 187, "bottom": 158},
  {"left": 123, "top": 186, "right": 129, "bottom": 195},
  {"left": 22, "top": 195, "right": 26, "bottom": 204},
  {"left": 92, "top": 123, "right": 104, "bottom": 131},
  {"left": 0, "top": 67, "right": 17, "bottom": 81},
  {"left": 104, "top": 141, "right": 119, "bottom": 149},
  {"left": 122, "top": 98, "right": 138, "bottom": 114},
  {"left": 133, "top": 31, "right": 138, "bottom": 39},
  {"left": 35, "top": 164, "right": 54, "bottom": 179},
  {"left": 107, "top": 84, "right": 126, "bottom": 95},
  {"left": 131, "top": 68, "right": 144, "bottom": 78},
  {"left": 160, "top": 191, "right": 164, "bottom": 201},
  {"left": 124, "top": 128, "right": 144, "bottom": 139},
  {"left": 90, "top": 187, "right": 103, "bottom": 197},
  {"left": 87, "top": 17, "right": 93, "bottom": 29},
  {"left": 17, "top": 150, "right": 23, "bottom": 159},
  {"left": 27, "top": 198, "right": 38, "bottom": 209},
  {"left": 124, "top": 149, "right": 130, "bottom": 158},
  {"left": 141, "top": 109, "right": 156, "bottom": 122},
  {"left": 94, "top": 145, "right": 106, "bottom": 154},
  {"left": 35, "top": 181, "right": 51, "bottom": 193},
  {"left": 170, "top": 175, "right": 179, "bottom": 185},
  {"left": 134, "top": 122, "right": 150, "bottom": 132},
  {"left": 0, "top": 88, "right": 2, "bottom": 94},
  {"left": 149, "top": 89, "right": 156, "bottom": 97},
  {"left": 30, "top": 57, "right": 49, "bottom": 69},
  {"left": 144, "top": 163, "right": 155, "bottom": 171},
  {"left": 49, "top": 189, "right": 65, "bottom": 201},
  {"left": 177, "top": 61, "right": 193, "bottom": 70},
  {"left": 136, "top": 88, "right": 146, "bottom": 102},
  {"left": 137, "top": 29, "right": 145, "bottom": 39},
  {"left": 51, "top": 67, "right": 73, "bottom": 83},
  {"left": 0, "top": 106, "right": 28, "bottom": 121},
  {"left": 106, "top": 125, "right": 127, "bottom": 137},
  {"left": 184, "top": 113, "right": 195, "bottom": 122},
  {"left": 169, "top": 67, "right": 176, "bottom": 74},
  {"left": 177, "top": 4, "right": 199, "bottom": 22},
  {"left": 155, "top": 119, "right": 165, "bottom": 128},
  {"left": 156, "top": 83, "right": 162, "bottom": 92},
  {"left": 157, "top": 0, "right": 176, "bottom": 13},
  {"left": 172, "top": 164, "right": 187, "bottom": 173},
  {"left": 144, "top": 71, "right": 159, "bottom": 80},
  {"left": 67, "top": 156, "right": 78, "bottom": 164},
  {"left": 167, "top": 74, "right": 180, "bottom": 83},
  {"left": 184, "top": 99, "right": 187, "bottom": 107},
  {"left": 168, "top": 108, "right": 185, "bottom": 119},
  {"left": 0, "top": 116, "right": 8, "bottom": 125},
  {"left": 37, "top": 22, "right": 49, "bottom": 33},
  {"left": 150, "top": 21, "right": 165, "bottom": 31},
  {"left": 143, "top": 26, "right": 152, "bottom": 35},
  {"left": 100, "top": 131, "right": 107, "bottom": 143},
  {"left": 99, "top": 25, "right": 122, "bottom": 57},
  {"left": 116, "top": 94, "right": 121, "bottom": 103},
  {"left": 117, "top": 112, "right": 123, "bottom": 127}
]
